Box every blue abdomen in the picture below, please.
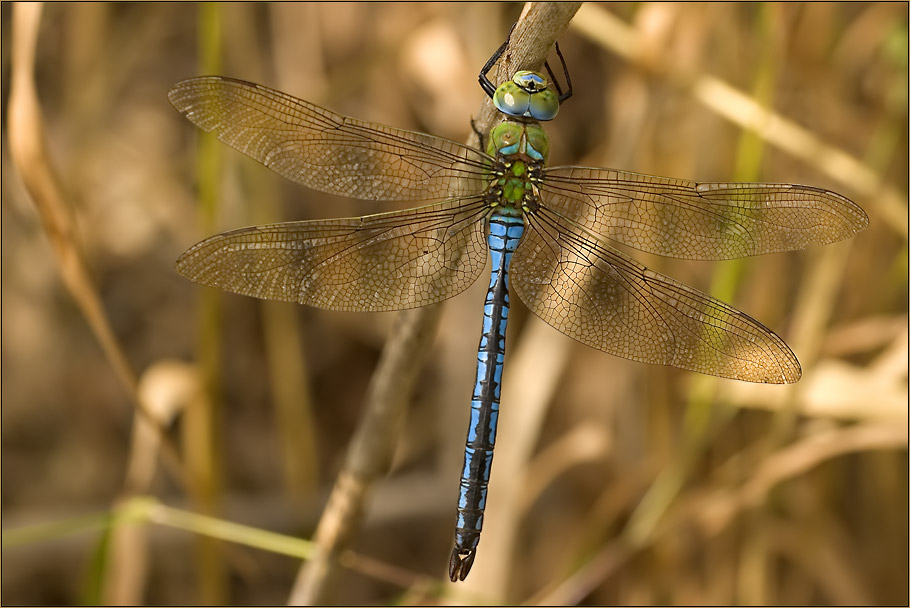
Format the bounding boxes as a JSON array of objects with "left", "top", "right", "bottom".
[{"left": 449, "top": 211, "right": 525, "bottom": 582}]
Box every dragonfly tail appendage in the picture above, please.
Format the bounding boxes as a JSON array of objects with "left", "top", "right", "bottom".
[{"left": 449, "top": 548, "right": 477, "bottom": 582}]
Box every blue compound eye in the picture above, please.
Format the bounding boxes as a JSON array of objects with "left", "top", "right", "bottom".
[
  {"left": 493, "top": 82, "right": 532, "bottom": 118},
  {"left": 527, "top": 88, "right": 558, "bottom": 121},
  {"left": 492, "top": 71, "right": 559, "bottom": 120}
]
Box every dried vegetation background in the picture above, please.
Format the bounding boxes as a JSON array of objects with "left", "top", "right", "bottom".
[{"left": 2, "top": 2, "right": 907, "bottom": 605}]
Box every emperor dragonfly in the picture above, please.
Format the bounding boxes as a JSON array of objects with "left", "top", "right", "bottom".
[{"left": 168, "top": 33, "right": 867, "bottom": 583}]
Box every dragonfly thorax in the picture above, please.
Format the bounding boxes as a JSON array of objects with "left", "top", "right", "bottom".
[
  {"left": 485, "top": 121, "right": 546, "bottom": 214},
  {"left": 487, "top": 120, "right": 549, "bottom": 162},
  {"left": 493, "top": 70, "right": 560, "bottom": 121}
]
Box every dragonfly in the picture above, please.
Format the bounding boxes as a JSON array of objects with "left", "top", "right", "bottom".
[{"left": 168, "top": 30, "right": 868, "bottom": 583}]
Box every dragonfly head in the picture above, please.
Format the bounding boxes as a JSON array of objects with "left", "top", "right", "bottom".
[{"left": 493, "top": 70, "right": 560, "bottom": 121}]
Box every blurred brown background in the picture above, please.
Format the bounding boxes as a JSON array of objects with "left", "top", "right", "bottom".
[{"left": 2, "top": 2, "right": 907, "bottom": 605}]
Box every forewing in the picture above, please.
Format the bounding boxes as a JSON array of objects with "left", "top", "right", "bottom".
[
  {"left": 176, "top": 198, "right": 489, "bottom": 312},
  {"left": 543, "top": 166, "right": 868, "bottom": 260},
  {"left": 510, "top": 208, "right": 801, "bottom": 383},
  {"left": 168, "top": 76, "right": 489, "bottom": 201}
]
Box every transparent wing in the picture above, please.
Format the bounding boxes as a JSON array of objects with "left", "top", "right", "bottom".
[
  {"left": 168, "top": 76, "right": 490, "bottom": 201},
  {"left": 542, "top": 166, "right": 868, "bottom": 260},
  {"left": 176, "top": 198, "right": 490, "bottom": 312},
  {"left": 511, "top": 207, "right": 801, "bottom": 383}
]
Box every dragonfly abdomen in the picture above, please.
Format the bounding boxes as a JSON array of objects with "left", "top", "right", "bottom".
[{"left": 449, "top": 212, "right": 525, "bottom": 582}]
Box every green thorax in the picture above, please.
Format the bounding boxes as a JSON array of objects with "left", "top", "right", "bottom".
[
  {"left": 485, "top": 120, "right": 548, "bottom": 213},
  {"left": 486, "top": 120, "right": 550, "bottom": 162}
]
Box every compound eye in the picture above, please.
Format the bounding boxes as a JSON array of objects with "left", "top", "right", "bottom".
[
  {"left": 493, "top": 82, "right": 531, "bottom": 118},
  {"left": 528, "top": 87, "right": 559, "bottom": 121}
]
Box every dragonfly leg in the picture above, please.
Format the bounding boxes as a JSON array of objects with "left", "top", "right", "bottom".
[
  {"left": 480, "top": 23, "right": 573, "bottom": 105},
  {"left": 544, "top": 41, "right": 573, "bottom": 103},
  {"left": 479, "top": 22, "right": 517, "bottom": 99}
]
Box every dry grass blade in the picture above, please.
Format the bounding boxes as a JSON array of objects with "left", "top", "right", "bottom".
[
  {"left": 6, "top": 6, "right": 207, "bottom": 600},
  {"left": 8, "top": 4, "right": 141, "bottom": 404},
  {"left": 7, "top": 4, "right": 204, "bottom": 603},
  {"left": 7, "top": 3, "right": 194, "bottom": 491},
  {"left": 287, "top": 305, "right": 445, "bottom": 603},
  {"left": 531, "top": 421, "right": 906, "bottom": 605},
  {"left": 695, "top": 422, "right": 908, "bottom": 535}
]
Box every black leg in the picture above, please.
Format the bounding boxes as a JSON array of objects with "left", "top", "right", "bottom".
[
  {"left": 479, "top": 22, "right": 517, "bottom": 99},
  {"left": 479, "top": 23, "right": 572, "bottom": 105},
  {"left": 553, "top": 40, "right": 573, "bottom": 103},
  {"left": 542, "top": 42, "right": 573, "bottom": 103}
]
